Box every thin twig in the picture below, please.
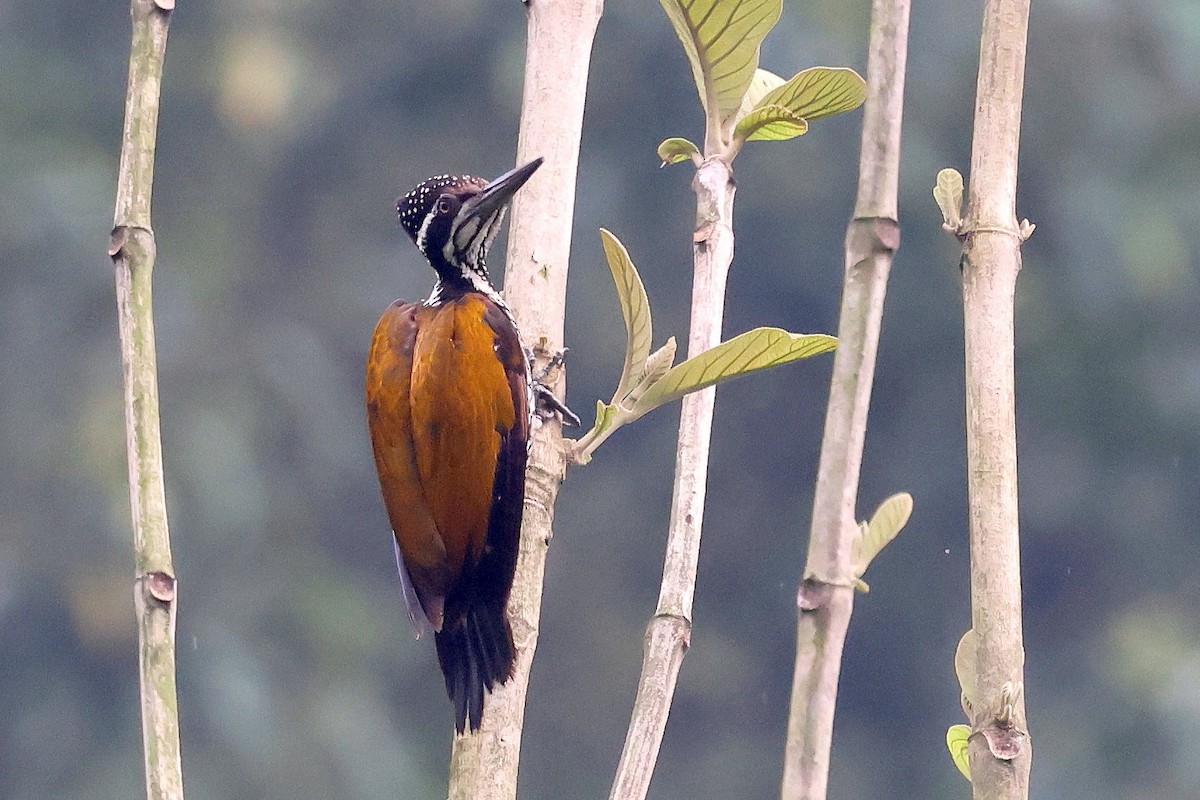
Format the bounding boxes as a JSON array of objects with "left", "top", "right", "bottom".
[
  {"left": 109, "top": 1, "right": 183, "bottom": 799},
  {"left": 445, "top": 0, "right": 603, "bottom": 797},
  {"left": 608, "top": 156, "right": 735, "bottom": 800},
  {"left": 960, "top": 0, "right": 1033, "bottom": 796},
  {"left": 781, "top": 2, "right": 910, "bottom": 798}
]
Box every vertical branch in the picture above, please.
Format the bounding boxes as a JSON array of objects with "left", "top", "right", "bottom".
[
  {"left": 608, "top": 157, "right": 735, "bottom": 800},
  {"left": 961, "top": 0, "right": 1033, "bottom": 797},
  {"left": 108, "top": 1, "right": 183, "bottom": 799},
  {"left": 781, "top": 2, "right": 910, "bottom": 798},
  {"left": 446, "top": 0, "right": 603, "bottom": 797}
]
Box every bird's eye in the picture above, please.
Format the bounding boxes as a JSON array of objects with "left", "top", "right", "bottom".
[{"left": 436, "top": 196, "right": 454, "bottom": 214}]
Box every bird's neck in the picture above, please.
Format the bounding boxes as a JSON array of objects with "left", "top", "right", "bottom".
[{"left": 427, "top": 259, "right": 503, "bottom": 307}]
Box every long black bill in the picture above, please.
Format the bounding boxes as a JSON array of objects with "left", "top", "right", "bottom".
[{"left": 460, "top": 157, "right": 544, "bottom": 224}]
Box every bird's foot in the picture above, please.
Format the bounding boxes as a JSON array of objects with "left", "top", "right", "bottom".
[
  {"left": 529, "top": 349, "right": 581, "bottom": 427},
  {"left": 534, "top": 384, "right": 581, "bottom": 427}
]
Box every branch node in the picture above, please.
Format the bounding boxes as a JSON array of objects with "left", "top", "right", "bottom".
[
  {"left": 109, "top": 224, "right": 155, "bottom": 260},
  {"left": 981, "top": 725, "right": 1027, "bottom": 761},
  {"left": 874, "top": 217, "right": 901, "bottom": 252},
  {"left": 145, "top": 571, "right": 177, "bottom": 603},
  {"left": 108, "top": 227, "right": 128, "bottom": 258},
  {"left": 647, "top": 612, "right": 692, "bottom": 651},
  {"left": 796, "top": 578, "right": 834, "bottom": 611},
  {"left": 958, "top": 223, "right": 1025, "bottom": 241},
  {"left": 851, "top": 215, "right": 901, "bottom": 253}
]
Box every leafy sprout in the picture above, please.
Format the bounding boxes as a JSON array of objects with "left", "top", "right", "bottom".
[
  {"left": 570, "top": 230, "right": 836, "bottom": 464},
  {"left": 657, "top": 0, "right": 866, "bottom": 162}
]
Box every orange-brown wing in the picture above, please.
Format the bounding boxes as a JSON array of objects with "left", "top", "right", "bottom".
[
  {"left": 478, "top": 299, "right": 531, "bottom": 601},
  {"left": 408, "top": 295, "right": 523, "bottom": 591},
  {"left": 365, "top": 301, "right": 449, "bottom": 634}
]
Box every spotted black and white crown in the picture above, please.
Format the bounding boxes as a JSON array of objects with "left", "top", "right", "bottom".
[{"left": 396, "top": 174, "right": 485, "bottom": 244}]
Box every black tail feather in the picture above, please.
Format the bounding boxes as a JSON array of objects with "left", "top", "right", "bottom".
[{"left": 435, "top": 602, "right": 515, "bottom": 733}]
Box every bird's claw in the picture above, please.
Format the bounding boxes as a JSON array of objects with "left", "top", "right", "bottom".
[
  {"left": 529, "top": 348, "right": 581, "bottom": 426},
  {"left": 534, "top": 383, "right": 581, "bottom": 427},
  {"left": 529, "top": 347, "right": 567, "bottom": 383}
]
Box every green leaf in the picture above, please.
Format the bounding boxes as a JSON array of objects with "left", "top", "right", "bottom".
[
  {"left": 657, "top": 137, "right": 701, "bottom": 167},
  {"left": 868, "top": 492, "right": 913, "bottom": 539},
  {"left": 733, "top": 104, "right": 809, "bottom": 142},
  {"left": 946, "top": 725, "right": 972, "bottom": 781},
  {"left": 574, "top": 400, "right": 618, "bottom": 465},
  {"left": 737, "top": 68, "right": 786, "bottom": 120},
  {"left": 628, "top": 338, "right": 678, "bottom": 403},
  {"left": 753, "top": 66, "right": 866, "bottom": 124},
  {"left": 599, "top": 229, "right": 654, "bottom": 406},
  {"left": 851, "top": 492, "right": 912, "bottom": 576},
  {"left": 659, "top": 0, "right": 783, "bottom": 131},
  {"left": 629, "top": 327, "right": 836, "bottom": 420},
  {"left": 934, "top": 168, "right": 964, "bottom": 230},
  {"left": 852, "top": 521, "right": 872, "bottom": 592},
  {"left": 591, "top": 400, "right": 617, "bottom": 432}
]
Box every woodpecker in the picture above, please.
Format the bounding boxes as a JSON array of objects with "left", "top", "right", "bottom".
[{"left": 366, "top": 157, "right": 560, "bottom": 734}]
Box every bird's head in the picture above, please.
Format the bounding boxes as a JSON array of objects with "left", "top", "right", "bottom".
[{"left": 396, "top": 157, "right": 543, "bottom": 293}]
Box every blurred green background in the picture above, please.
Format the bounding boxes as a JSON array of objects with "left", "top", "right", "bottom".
[{"left": 3, "top": 0, "right": 1199, "bottom": 798}]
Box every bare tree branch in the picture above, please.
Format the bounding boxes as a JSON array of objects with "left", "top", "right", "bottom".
[
  {"left": 608, "top": 154, "right": 736, "bottom": 800},
  {"left": 108, "top": 1, "right": 184, "bottom": 798},
  {"left": 960, "top": 0, "right": 1033, "bottom": 796},
  {"left": 781, "top": 1, "right": 910, "bottom": 798}
]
